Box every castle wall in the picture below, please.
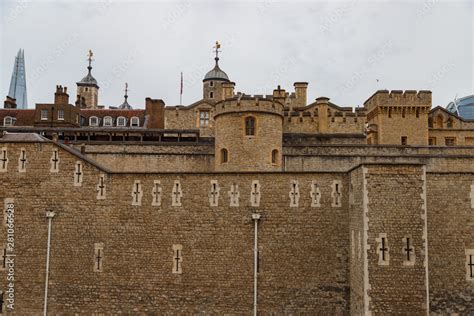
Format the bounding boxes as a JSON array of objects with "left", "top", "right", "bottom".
[
  {"left": 362, "top": 164, "right": 428, "bottom": 314},
  {"left": 348, "top": 167, "right": 365, "bottom": 314},
  {"left": 72, "top": 143, "right": 214, "bottom": 172},
  {"left": 0, "top": 141, "right": 350, "bottom": 314},
  {"left": 429, "top": 129, "right": 474, "bottom": 146},
  {"left": 426, "top": 172, "right": 474, "bottom": 314},
  {"left": 164, "top": 104, "right": 215, "bottom": 137}
]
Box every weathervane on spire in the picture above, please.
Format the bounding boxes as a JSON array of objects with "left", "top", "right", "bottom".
[
  {"left": 87, "top": 49, "right": 94, "bottom": 72},
  {"left": 213, "top": 41, "right": 221, "bottom": 60},
  {"left": 124, "top": 82, "right": 129, "bottom": 101}
]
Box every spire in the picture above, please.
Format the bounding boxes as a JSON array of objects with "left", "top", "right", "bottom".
[
  {"left": 77, "top": 49, "right": 99, "bottom": 88},
  {"left": 203, "top": 41, "right": 229, "bottom": 82},
  {"left": 87, "top": 49, "right": 94, "bottom": 74},
  {"left": 7, "top": 49, "right": 28, "bottom": 109},
  {"left": 118, "top": 82, "right": 132, "bottom": 109},
  {"left": 213, "top": 41, "right": 221, "bottom": 66}
]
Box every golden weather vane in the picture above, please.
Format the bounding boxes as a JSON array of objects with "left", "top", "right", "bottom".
[{"left": 213, "top": 41, "right": 221, "bottom": 59}]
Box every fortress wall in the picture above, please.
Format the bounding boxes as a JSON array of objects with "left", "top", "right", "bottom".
[
  {"left": 348, "top": 167, "right": 366, "bottom": 314},
  {"left": 426, "top": 172, "right": 474, "bottom": 314},
  {"left": 0, "top": 141, "right": 350, "bottom": 314}
]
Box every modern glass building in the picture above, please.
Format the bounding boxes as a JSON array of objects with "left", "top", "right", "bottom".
[
  {"left": 7, "top": 49, "right": 28, "bottom": 109},
  {"left": 446, "top": 95, "right": 474, "bottom": 119}
]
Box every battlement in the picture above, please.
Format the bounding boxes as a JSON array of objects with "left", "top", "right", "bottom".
[
  {"left": 364, "top": 90, "right": 432, "bottom": 111},
  {"left": 214, "top": 96, "right": 284, "bottom": 118}
]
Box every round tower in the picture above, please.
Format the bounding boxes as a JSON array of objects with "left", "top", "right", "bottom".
[
  {"left": 203, "top": 41, "right": 231, "bottom": 102},
  {"left": 214, "top": 96, "right": 284, "bottom": 172},
  {"left": 76, "top": 50, "right": 99, "bottom": 109}
]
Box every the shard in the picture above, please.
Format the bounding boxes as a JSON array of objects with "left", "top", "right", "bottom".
[{"left": 7, "top": 49, "right": 28, "bottom": 109}]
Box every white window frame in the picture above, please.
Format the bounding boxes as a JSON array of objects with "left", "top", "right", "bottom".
[
  {"left": 200, "top": 110, "right": 210, "bottom": 127},
  {"left": 41, "top": 110, "right": 48, "bottom": 120},
  {"left": 130, "top": 116, "right": 140, "bottom": 127},
  {"left": 117, "top": 116, "right": 126, "bottom": 127},
  {"left": 89, "top": 116, "right": 99, "bottom": 127},
  {"left": 3, "top": 116, "right": 14, "bottom": 126},
  {"left": 57, "top": 109, "right": 65, "bottom": 120},
  {"left": 103, "top": 116, "right": 113, "bottom": 127}
]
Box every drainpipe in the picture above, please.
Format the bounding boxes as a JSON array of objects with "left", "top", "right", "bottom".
[
  {"left": 44, "top": 210, "right": 55, "bottom": 316},
  {"left": 251, "top": 213, "right": 261, "bottom": 316}
]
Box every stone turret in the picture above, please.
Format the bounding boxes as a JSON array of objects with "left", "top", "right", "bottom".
[
  {"left": 76, "top": 50, "right": 99, "bottom": 109},
  {"left": 364, "top": 90, "right": 432, "bottom": 145},
  {"left": 214, "top": 96, "right": 284, "bottom": 171}
]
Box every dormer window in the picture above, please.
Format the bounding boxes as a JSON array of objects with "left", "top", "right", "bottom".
[
  {"left": 3, "top": 116, "right": 14, "bottom": 126},
  {"left": 117, "top": 116, "right": 126, "bottom": 127},
  {"left": 103, "top": 116, "right": 113, "bottom": 127},
  {"left": 41, "top": 110, "right": 48, "bottom": 120},
  {"left": 130, "top": 116, "right": 140, "bottom": 127},
  {"left": 89, "top": 116, "right": 99, "bottom": 126}
]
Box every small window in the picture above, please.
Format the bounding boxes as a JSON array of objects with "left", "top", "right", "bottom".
[
  {"left": 103, "top": 116, "right": 113, "bottom": 127},
  {"left": 428, "top": 137, "right": 436, "bottom": 146},
  {"left": 271, "top": 149, "right": 278, "bottom": 164},
  {"left": 200, "top": 110, "right": 210, "bottom": 127},
  {"left": 41, "top": 110, "right": 48, "bottom": 120},
  {"left": 245, "top": 116, "right": 256, "bottom": 136},
  {"left": 388, "top": 108, "right": 392, "bottom": 118},
  {"left": 209, "top": 81, "right": 214, "bottom": 87},
  {"left": 209, "top": 91, "right": 214, "bottom": 99},
  {"left": 57, "top": 109, "right": 64, "bottom": 120},
  {"left": 428, "top": 118, "right": 433, "bottom": 128},
  {"left": 402, "top": 108, "right": 406, "bottom": 118},
  {"left": 447, "top": 119, "right": 453, "bottom": 128},
  {"left": 117, "top": 116, "right": 126, "bottom": 127},
  {"left": 416, "top": 108, "right": 420, "bottom": 118},
  {"left": 466, "top": 249, "right": 474, "bottom": 281},
  {"left": 445, "top": 137, "right": 456, "bottom": 146},
  {"left": 94, "top": 243, "right": 104, "bottom": 272},
  {"left": 130, "top": 116, "right": 140, "bottom": 127},
  {"left": 89, "top": 116, "right": 99, "bottom": 126},
  {"left": 221, "top": 148, "right": 228, "bottom": 163},
  {"left": 401, "top": 136, "right": 408, "bottom": 145},
  {"left": 3, "top": 116, "right": 14, "bottom": 126}
]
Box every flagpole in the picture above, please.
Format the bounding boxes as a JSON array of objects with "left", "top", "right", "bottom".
[{"left": 180, "top": 72, "right": 183, "bottom": 105}]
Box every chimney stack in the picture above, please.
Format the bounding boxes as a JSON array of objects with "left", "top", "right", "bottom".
[
  {"left": 4, "top": 96, "right": 17, "bottom": 109},
  {"left": 294, "top": 82, "right": 308, "bottom": 107},
  {"left": 54, "top": 85, "right": 69, "bottom": 105},
  {"left": 145, "top": 98, "right": 165, "bottom": 129}
]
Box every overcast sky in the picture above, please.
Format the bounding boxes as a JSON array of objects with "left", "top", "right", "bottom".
[{"left": 1, "top": 0, "right": 473, "bottom": 109}]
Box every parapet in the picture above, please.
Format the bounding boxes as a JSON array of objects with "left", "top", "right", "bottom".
[
  {"left": 214, "top": 95, "right": 284, "bottom": 119},
  {"left": 364, "top": 90, "right": 432, "bottom": 111}
]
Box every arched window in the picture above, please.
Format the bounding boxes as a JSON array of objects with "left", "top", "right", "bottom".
[
  {"left": 221, "top": 148, "right": 228, "bottom": 163},
  {"left": 447, "top": 118, "right": 453, "bottom": 128},
  {"left": 117, "top": 116, "right": 126, "bottom": 127},
  {"left": 209, "top": 81, "right": 214, "bottom": 87},
  {"left": 271, "top": 149, "right": 278, "bottom": 164},
  {"left": 3, "top": 116, "right": 14, "bottom": 126},
  {"left": 130, "top": 116, "right": 140, "bottom": 127},
  {"left": 428, "top": 117, "right": 433, "bottom": 128},
  {"left": 89, "top": 116, "right": 99, "bottom": 126},
  {"left": 209, "top": 91, "right": 214, "bottom": 99},
  {"left": 103, "top": 116, "right": 113, "bottom": 127},
  {"left": 436, "top": 115, "right": 443, "bottom": 128},
  {"left": 245, "top": 116, "right": 256, "bottom": 136}
]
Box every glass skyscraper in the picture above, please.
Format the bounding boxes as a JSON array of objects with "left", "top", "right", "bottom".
[{"left": 7, "top": 49, "right": 28, "bottom": 109}]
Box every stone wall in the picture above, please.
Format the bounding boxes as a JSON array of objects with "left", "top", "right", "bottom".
[
  {"left": 426, "top": 172, "right": 474, "bottom": 314},
  {"left": 0, "top": 141, "right": 350, "bottom": 314},
  {"left": 1, "top": 139, "right": 473, "bottom": 314}
]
